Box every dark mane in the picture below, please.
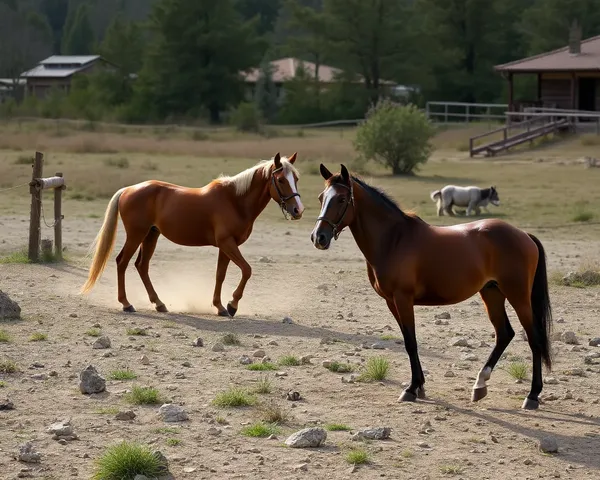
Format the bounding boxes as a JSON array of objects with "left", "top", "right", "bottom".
[{"left": 328, "top": 173, "right": 424, "bottom": 222}]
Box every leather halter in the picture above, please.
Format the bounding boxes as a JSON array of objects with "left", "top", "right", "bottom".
[
  {"left": 271, "top": 166, "right": 301, "bottom": 219},
  {"left": 316, "top": 182, "right": 354, "bottom": 240}
]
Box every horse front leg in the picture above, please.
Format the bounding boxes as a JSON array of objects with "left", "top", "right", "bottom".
[
  {"left": 387, "top": 294, "right": 425, "bottom": 401},
  {"left": 212, "top": 249, "right": 231, "bottom": 317},
  {"left": 217, "top": 238, "right": 252, "bottom": 317}
]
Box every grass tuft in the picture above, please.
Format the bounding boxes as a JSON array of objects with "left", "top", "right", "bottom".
[
  {"left": 0, "top": 359, "right": 18, "bottom": 373},
  {"left": 124, "top": 386, "right": 162, "bottom": 405},
  {"left": 254, "top": 375, "right": 272, "bottom": 394},
  {"left": 506, "top": 361, "right": 528, "bottom": 380},
  {"left": 86, "top": 328, "right": 102, "bottom": 337},
  {"left": 94, "top": 407, "right": 120, "bottom": 415},
  {"left": 92, "top": 441, "right": 165, "bottom": 480},
  {"left": 358, "top": 356, "right": 390, "bottom": 382},
  {"left": 126, "top": 327, "right": 147, "bottom": 336},
  {"left": 29, "top": 332, "right": 47, "bottom": 342},
  {"left": 165, "top": 438, "right": 181, "bottom": 446},
  {"left": 221, "top": 332, "right": 241, "bottom": 346},
  {"left": 440, "top": 464, "right": 463, "bottom": 475},
  {"left": 109, "top": 368, "right": 138, "bottom": 380},
  {"left": 346, "top": 448, "right": 370, "bottom": 465},
  {"left": 212, "top": 387, "right": 256, "bottom": 408},
  {"left": 152, "top": 426, "right": 180, "bottom": 434},
  {"left": 325, "top": 423, "right": 352, "bottom": 431},
  {"left": 258, "top": 401, "right": 290, "bottom": 424},
  {"left": 247, "top": 362, "right": 277, "bottom": 371},
  {"left": 240, "top": 422, "right": 281, "bottom": 438},
  {"left": 0, "top": 250, "right": 30, "bottom": 264},
  {"left": 324, "top": 361, "right": 354, "bottom": 373},
  {"left": 278, "top": 355, "right": 300, "bottom": 366},
  {"left": 0, "top": 330, "right": 11, "bottom": 343},
  {"left": 572, "top": 210, "right": 594, "bottom": 222}
]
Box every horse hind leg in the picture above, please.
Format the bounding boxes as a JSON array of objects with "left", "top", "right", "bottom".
[
  {"left": 116, "top": 233, "right": 146, "bottom": 313},
  {"left": 134, "top": 226, "right": 167, "bottom": 312},
  {"left": 472, "top": 282, "right": 515, "bottom": 402}
]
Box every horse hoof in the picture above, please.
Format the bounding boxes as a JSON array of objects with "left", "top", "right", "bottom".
[
  {"left": 522, "top": 397, "right": 539, "bottom": 410},
  {"left": 123, "top": 305, "right": 136, "bottom": 313},
  {"left": 155, "top": 304, "right": 168, "bottom": 313},
  {"left": 398, "top": 390, "right": 418, "bottom": 402},
  {"left": 227, "top": 303, "right": 237, "bottom": 317},
  {"left": 472, "top": 386, "right": 488, "bottom": 402},
  {"left": 218, "top": 309, "right": 231, "bottom": 318},
  {"left": 417, "top": 387, "right": 426, "bottom": 399}
]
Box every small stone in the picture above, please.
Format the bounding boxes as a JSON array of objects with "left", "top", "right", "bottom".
[
  {"left": 253, "top": 349, "right": 266, "bottom": 358},
  {"left": 588, "top": 337, "right": 600, "bottom": 347},
  {"left": 564, "top": 367, "right": 584, "bottom": 377},
  {"left": 92, "top": 336, "right": 111, "bottom": 349},
  {"left": 0, "top": 398, "right": 15, "bottom": 410},
  {"left": 523, "top": 458, "right": 533, "bottom": 465},
  {"left": 115, "top": 410, "right": 136, "bottom": 421},
  {"left": 79, "top": 365, "right": 106, "bottom": 394},
  {"left": 139, "top": 355, "right": 150, "bottom": 365},
  {"left": 371, "top": 342, "right": 385, "bottom": 350},
  {"left": 275, "top": 371, "right": 288, "bottom": 377},
  {"left": 47, "top": 420, "right": 73, "bottom": 438},
  {"left": 268, "top": 340, "right": 279, "bottom": 346},
  {"left": 282, "top": 316, "right": 294, "bottom": 324},
  {"left": 434, "top": 312, "right": 451, "bottom": 320},
  {"left": 294, "top": 463, "right": 309, "bottom": 472},
  {"left": 133, "top": 475, "right": 149, "bottom": 480},
  {"left": 286, "top": 391, "right": 302, "bottom": 401},
  {"left": 463, "top": 353, "right": 479, "bottom": 362},
  {"left": 285, "top": 427, "right": 327, "bottom": 448},
  {"left": 16, "top": 442, "right": 41, "bottom": 463},
  {"left": 434, "top": 319, "right": 449, "bottom": 326},
  {"left": 211, "top": 342, "right": 225, "bottom": 352},
  {"left": 451, "top": 337, "right": 469, "bottom": 347},
  {"left": 267, "top": 434, "right": 278, "bottom": 440},
  {"left": 321, "top": 360, "right": 332, "bottom": 368},
  {"left": 259, "top": 256, "right": 274, "bottom": 263},
  {"left": 192, "top": 337, "right": 204, "bottom": 347},
  {"left": 69, "top": 313, "right": 78, "bottom": 318},
  {"left": 158, "top": 403, "right": 189, "bottom": 422},
  {"left": 30, "top": 373, "right": 48, "bottom": 381},
  {"left": 490, "top": 435, "right": 499, "bottom": 443},
  {"left": 563, "top": 391, "right": 573, "bottom": 400},
  {"left": 444, "top": 370, "right": 456, "bottom": 378},
  {"left": 239, "top": 355, "right": 252, "bottom": 365},
  {"left": 544, "top": 377, "right": 559, "bottom": 385},
  {"left": 561, "top": 331, "right": 579, "bottom": 345},
  {"left": 416, "top": 442, "right": 430, "bottom": 448},
  {"left": 300, "top": 355, "right": 313, "bottom": 365},
  {"left": 0, "top": 290, "right": 21, "bottom": 319},
  {"left": 207, "top": 427, "right": 222, "bottom": 436},
  {"left": 351, "top": 427, "right": 391, "bottom": 441}
]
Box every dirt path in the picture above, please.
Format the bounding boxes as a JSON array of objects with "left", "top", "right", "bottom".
[{"left": 1, "top": 215, "right": 599, "bottom": 480}]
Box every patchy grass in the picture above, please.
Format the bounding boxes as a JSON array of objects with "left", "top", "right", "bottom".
[
  {"left": 401, "top": 449, "right": 414, "bottom": 458},
  {"left": 124, "top": 386, "right": 162, "bottom": 405},
  {"left": 580, "top": 134, "right": 600, "bottom": 146},
  {"left": 258, "top": 401, "right": 290, "bottom": 424},
  {"left": 126, "top": 327, "right": 147, "bottom": 336},
  {"left": 506, "top": 361, "right": 528, "bottom": 380},
  {"left": 86, "top": 328, "right": 102, "bottom": 337},
  {"left": 221, "top": 332, "right": 241, "bottom": 346},
  {"left": 215, "top": 416, "right": 229, "bottom": 425},
  {"left": 325, "top": 423, "right": 352, "bottom": 431},
  {"left": 152, "top": 427, "right": 180, "bottom": 434},
  {"left": 240, "top": 422, "right": 281, "bottom": 438},
  {"left": 0, "top": 359, "right": 18, "bottom": 373},
  {"left": 165, "top": 438, "right": 181, "bottom": 446},
  {"left": 247, "top": 362, "right": 277, "bottom": 371},
  {"left": 379, "top": 334, "right": 401, "bottom": 341},
  {"left": 104, "top": 156, "right": 130, "bottom": 169},
  {"left": 572, "top": 210, "right": 594, "bottom": 222},
  {"left": 254, "top": 375, "right": 272, "bottom": 394},
  {"left": 0, "top": 330, "right": 11, "bottom": 343},
  {"left": 29, "top": 332, "right": 48, "bottom": 342},
  {"left": 552, "top": 259, "right": 600, "bottom": 287},
  {"left": 440, "top": 464, "right": 463, "bottom": 475},
  {"left": 93, "top": 407, "right": 120, "bottom": 415},
  {"left": 278, "top": 355, "right": 300, "bottom": 367},
  {"left": 358, "top": 356, "right": 390, "bottom": 382},
  {"left": 109, "top": 369, "right": 138, "bottom": 381},
  {"left": 0, "top": 250, "right": 30, "bottom": 264},
  {"left": 92, "top": 441, "right": 165, "bottom": 480},
  {"left": 212, "top": 387, "right": 256, "bottom": 408},
  {"left": 324, "top": 361, "right": 355, "bottom": 373},
  {"left": 0, "top": 380, "right": 7, "bottom": 388},
  {"left": 346, "top": 448, "right": 370, "bottom": 465}
]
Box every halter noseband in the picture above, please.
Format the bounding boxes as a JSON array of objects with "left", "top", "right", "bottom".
[
  {"left": 271, "top": 166, "right": 301, "bottom": 219},
  {"left": 316, "top": 183, "right": 354, "bottom": 240}
]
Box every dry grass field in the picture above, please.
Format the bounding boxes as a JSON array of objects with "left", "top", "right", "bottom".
[{"left": 0, "top": 120, "right": 599, "bottom": 480}]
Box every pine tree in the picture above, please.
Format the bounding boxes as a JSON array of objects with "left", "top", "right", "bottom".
[
  {"left": 61, "top": 2, "right": 95, "bottom": 55},
  {"left": 254, "top": 57, "right": 279, "bottom": 122}
]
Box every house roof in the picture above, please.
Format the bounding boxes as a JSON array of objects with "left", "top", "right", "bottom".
[
  {"left": 495, "top": 35, "right": 600, "bottom": 73},
  {"left": 242, "top": 57, "right": 396, "bottom": 85},
  {"left": 20, "top": 55, "right": 103, "bottom": 79},
  {"left": 0, "top": 78, "right": 26, "bottom": 87}
]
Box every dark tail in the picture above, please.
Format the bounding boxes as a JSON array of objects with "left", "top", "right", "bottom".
[{"left": 528, "top": 233, "right": 553, "bottom": 370}]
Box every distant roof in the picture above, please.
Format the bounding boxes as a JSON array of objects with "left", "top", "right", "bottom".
[
  {"left": 242, "top": 57, "right": 396, "bottom": 85},
  {"left": 0, "top": 78, "right": 26, "bottom": 86},
  {"left": 20, "top": 55, "right": 104, "bottom": 79},
  {"left": 495, "top": 35, "right": 600, "bottom": 73}
]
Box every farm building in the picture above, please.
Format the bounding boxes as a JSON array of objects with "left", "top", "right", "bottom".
[
  {"left": 495, "top": 22, "right": 600, "bottom": 113},
  {"left": 0, "top": 78, "right": 26, "bottom": 102},
  {"left": 20, "top": 55, "right": 115, "bottom": 99}
]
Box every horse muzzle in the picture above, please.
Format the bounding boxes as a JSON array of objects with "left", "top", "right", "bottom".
[{"left": 311, "top": 229, "right": 331, "bottom": 250}]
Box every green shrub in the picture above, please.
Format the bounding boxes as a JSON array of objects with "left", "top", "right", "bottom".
[
  {"left": 93, "top": 441, "right": 165, "bottom": 479},
  {"left": 354, "top": 99, "right": 434, "bottom": 175},
  {"left": 230, "top": 102, "right": 263, "bottom": 133}
]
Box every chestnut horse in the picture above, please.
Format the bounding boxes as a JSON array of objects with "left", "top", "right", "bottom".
[
  {"left": 310, "top": 164, "right": 553, "bottom": 410},
  {"left": 81, "top": 153, "right": 303, "bottom": 316}
]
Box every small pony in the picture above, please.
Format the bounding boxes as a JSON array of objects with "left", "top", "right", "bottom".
[{"left": 431, "top": 185, "right": 500, "bottom": 216}]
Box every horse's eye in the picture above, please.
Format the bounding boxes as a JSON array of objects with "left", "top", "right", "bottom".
[{"left": 339, "top": 197, "right": 346, "bottom": 204}]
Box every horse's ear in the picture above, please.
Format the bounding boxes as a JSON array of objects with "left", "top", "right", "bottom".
[
  {"left": 273, "top": 153, "right": 282, "bottom": 169},
  {"left": 288, "top": 152, "right": 297, "bottom": 164},
  {"left": 320, "top": 163, "right": 333, "bottom": 180},
  {"left": 340, "top": 164, "right": 351, "bottom": 184}
]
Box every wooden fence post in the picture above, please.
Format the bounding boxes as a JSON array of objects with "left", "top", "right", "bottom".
[
  {"left": 28, "top": 151, "right": 44, "bottom": 262},
  {"left": 54, "top": 172, "right": 64, "bottom": 260}
]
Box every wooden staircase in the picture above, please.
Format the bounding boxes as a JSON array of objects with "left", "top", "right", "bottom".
[{"left": 469, "top": 116, "right": 572, "bottom": 157}]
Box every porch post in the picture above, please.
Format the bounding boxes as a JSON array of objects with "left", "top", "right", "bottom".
[
  {"left": 507, "top": 73, "right": 514, "bottom": 125},
  {"left": 570, "top": 72, "right": 576, "bottom": 110},
  {"left": 537, "top": 73, "right": 542, "bottom": 104}
]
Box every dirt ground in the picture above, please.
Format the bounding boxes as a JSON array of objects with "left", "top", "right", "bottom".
[{"left": 0, "top": 208, "right": 599, "bottom": 480}]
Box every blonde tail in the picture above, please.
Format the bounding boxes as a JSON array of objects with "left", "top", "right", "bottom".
[{"left": 80, "top": 188, "right": 125, "bottom": 294}]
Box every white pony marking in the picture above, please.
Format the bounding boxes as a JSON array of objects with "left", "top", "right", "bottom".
[
  {"left": 219, "top": 157, "right": 299, "bottom": 197},
  {"left": 473, "top": 366, "right": 492, "bottom": 390},
  {"left": 285, "top": 169, "right": 304, "bottom": 214},
  {"left": 430, "top": 185, "right": 500, "bottom": 217}
]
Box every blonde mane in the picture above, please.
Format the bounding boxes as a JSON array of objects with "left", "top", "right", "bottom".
[{"left": 218, "top": 156, "right": 300, "bottom": 196}]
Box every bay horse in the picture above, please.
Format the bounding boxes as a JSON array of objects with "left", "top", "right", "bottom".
[
  {"left": 310, "top": 164, "right": 553, "bottom": 410},
  {"left": 80, "top": 153, "right": 303, "bottom": 317}
]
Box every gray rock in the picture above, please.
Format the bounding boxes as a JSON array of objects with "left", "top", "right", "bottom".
[
  {"left": 158, "top": 403, "right": 189, "bottom": 422},
  {"left": 0, "top": 398, "right": 15, "bottom": 410},
  {"left": 115, "top": 410, "right": 136, "bottom": 421},
  {"left": 92, "top": 336, "right": 111, "bottom": 349},
  {"left": 351, "top": 427, "right": 391, "bottom": 441},
  {"left": 211, "top": 342, "right": 225, "bottom": 352},
  {"left": 0, "top": 290, "right": 21, "bottom": 320},
  {"left": 434, "top": 312, "right": 451, "bottom": 320},
  {"left": 239, "top": 355, "right": 252, "bottom": 365},
  {"left": 133, "top": 476, "right": 149, "bottom": 480},
  {"left": 207, "top": 427, "right": 221, "bottom": 436},
  {"left": 561, "top": 331, "right": 579, "bottom": 345},
  {"left": 371, "top": 342, "right": 385, "bottom": 350},
  {"left": 282, "top": 316, "right": 294, "bottom": 324},
  {"left": 444, "top": 370, "right": 456, "bottom": 378},
  {"left": 192, "top": 337, "right": 204, "bottom": 347},
  {"left": 434, "top": 319, "right": 449, "bottom": 326},
  {"left": 463, "top": 353, "right": 479, "bottom": 362},
  {"left": 539, "top": 437, "right": 558, "bottom": 453},
  {"left": 30, "top": 373, "right": 49, "bottom": 381},
  {"left": 79, "top": 365, "right": 106, "bottom": 394},
  {"left": 564, "top": 367, "right": 584, "bottom": 377},
  {"left": 451, "top": 337, "right": 469, "bottom": 347},
  {"left": 140, "top": 354, "right": 150, "bottom": 365},
  {"left": 300, "top": 355, "right": 313, "bottom": 365},
  {"left": 293, "top": 463, "right": 309, "bottom": 472},
  {"left": 47, "top": 420, "right": 74, "bottom": 438},
  {"left": 544, "top": 377, "right": 559, "bottom": 385},
  {"left": 16, "top": 442, "right": 41, "bottom": 463},
  {"left": 253, "top": 349, "right": 266, "bottom": 358},
  {"left": 589, "top": 338, "right": 600, "bottom": 347},
  {"left": 152, "top": 450, "right": 169, "bottom": 472},
  {"left": 268, "top": 340, "right": 279, "bottom": 346},
  {"left": 285, "top": 427, "right": 327, "bottom": 448}
]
